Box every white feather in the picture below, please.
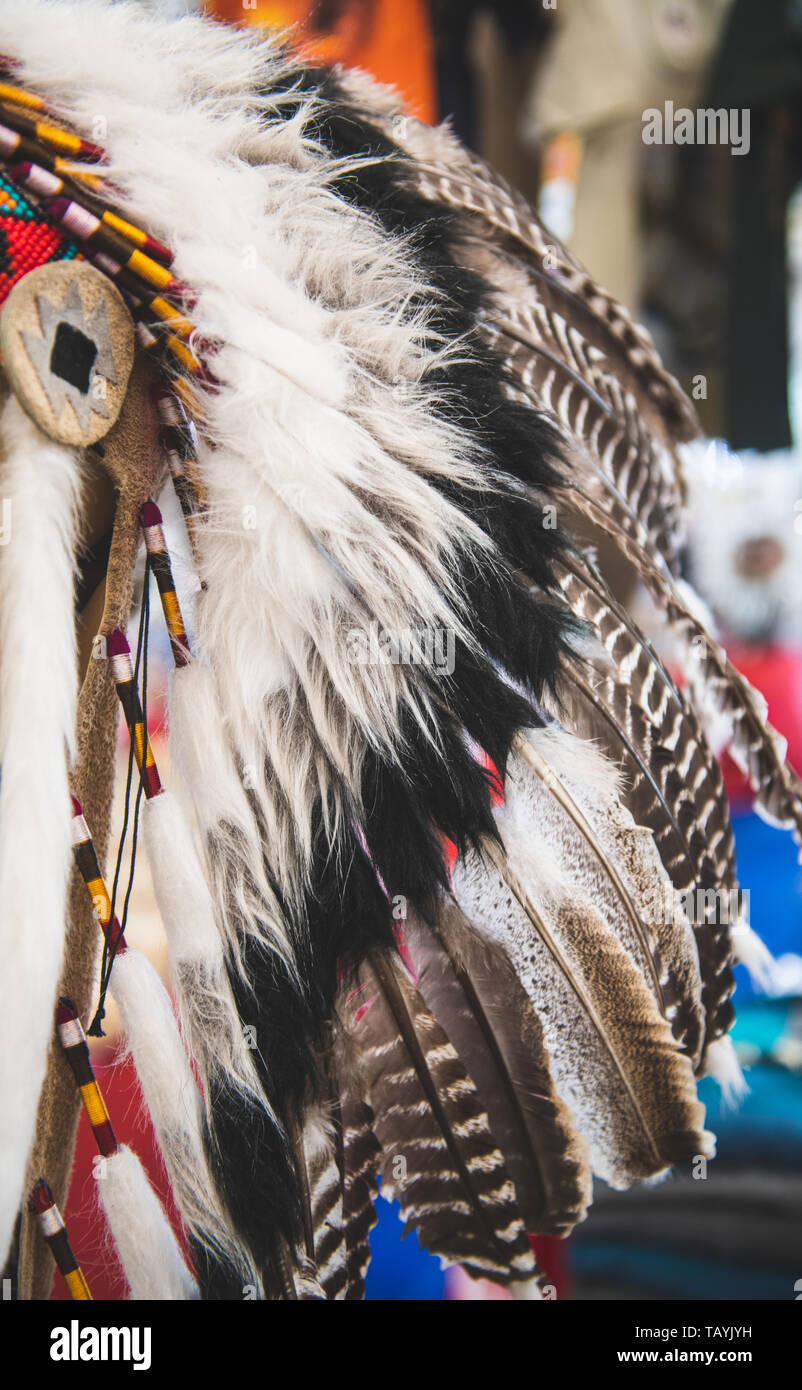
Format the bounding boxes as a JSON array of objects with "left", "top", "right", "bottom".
[
  {"left": 509, "top": 1279, "right": 543, "bottom": 1302},
  {"left": 452, "top": 726, "right": 710, "bottom": 1188},
  {"left": 0, "top": 396, "right": 80, "bottom": 1263},
  {"left": 97, "top": 1144, "right": 198, "bottom": 1300}
]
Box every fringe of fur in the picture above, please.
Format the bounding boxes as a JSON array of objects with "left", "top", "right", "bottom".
[
  {"left": 0, "top": 397, "right": 80, "bottom": 1263},
  {"left": 165, "top": 662, "right": 293, "bottom": 973},
  {"left": 97, "top": 1144, "right": 198, "bottom": 1300},
  {"left": 701, "top": 1035, "right": 748, "bottom": 1107}
]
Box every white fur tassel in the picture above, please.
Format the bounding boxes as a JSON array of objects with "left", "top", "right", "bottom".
[
  {"left": 166, "top": 661, "right": 294, "bottom": 972},
  {"left": 142, "top": 788, "right": 221, "bottom": 967},
  {"left": 97, "top": 1144, "right": 198, "bottom": 1300},
  {"left": 0, "top": 396, "right": 80, "bottom": 1263},
  {"left": 142, "top": 782, "right": 275, "bottom": 1121},
  {"left": 109, "top": 944, "right": 248, "bottom": 1281}
]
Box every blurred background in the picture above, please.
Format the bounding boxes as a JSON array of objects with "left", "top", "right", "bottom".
[{"left": 57, "top": 0, "right": 802, "bottom": 1301}]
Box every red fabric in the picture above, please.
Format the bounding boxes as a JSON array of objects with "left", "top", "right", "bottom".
[
  {"left": 717, "top": 644, "right": 802, "bottom": 806},
  {"left": 50, "top": 1044, "right": 185, "bottom": 1301},
  {"left": 532, "top": 1234, "right": 572, "bottom": 1298}
]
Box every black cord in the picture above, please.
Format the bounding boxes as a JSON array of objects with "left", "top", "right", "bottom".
[
  {"left": 88, "top": 558, "right": 151, "bottom": 1037},
  {"left": 118, "top": 568, "right": 150, "bottom": 944}
]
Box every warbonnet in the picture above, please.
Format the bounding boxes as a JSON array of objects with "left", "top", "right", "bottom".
[{"left": 0, "top": 0, "right": 799, "bottom": 1300}]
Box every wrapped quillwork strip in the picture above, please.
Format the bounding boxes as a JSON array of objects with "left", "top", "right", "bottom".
[
  {"left": 139, "top": 499, "right": 190, "bottom": 667},
  {"left": 41, "top": 194, "right": 184, "bottom": 297},
  {"left": 0, "top": 98, "right": 104, "bottom": 161},
  {"left": 0, "top": 127, "right": 102, "bottom": 187},
  {"left": 9, "top": 157, "right": 173, "bottom": 262},
  {"left": 29, "top": 1179, "right": 92, "bottom": 1300},
  {"left": 70, "top": 795, "right": 127, "bottom": 955},
  {"left": 153, "top": 383, "right": 207, "bottom": 506},
  {"left": 106, "top": 629, "right": 163, "bottom": 800},
  {"left": 56, "top": 998, "right": 117, "bottom": 1157}
]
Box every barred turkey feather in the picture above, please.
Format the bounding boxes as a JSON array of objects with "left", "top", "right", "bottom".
[
  {"left": 545, "top": 551, "right": 738, "bottom": 1051},
  {"left": 341, "top": 950, "right": 542, "bottom": 1287},
  {"left": 302, "top": 1114, "right": 347, "bottom": 1300},
  {"left": 397, "top": 124, "right": 699, "bottom": 442},
  {"left": 303, "top": 1085, "right": 381, "bottom": 1301},
  {"left": 0, "top": 0, "right": 799, "bottom": 1301},
  {"left": 338, "top": 1095, "right": 382, "bottom": 1298},
  {"left": 403, "top": 895, "right": 592, "bottom": 1234},
  {"left": 570, "top": 489, "right": 802, "bottom": 843},
  {"left": 472, "top": 287, "right": 686, "bottom": 571}
]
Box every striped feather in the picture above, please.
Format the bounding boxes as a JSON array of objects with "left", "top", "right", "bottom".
[
  {"left": 403, "top": 895, "right": 592, "bottom": 1235},
  {"left": 342, "top": 950, "right": 541, "bottom": 1288},
  {"left": 453, "top": 834, "right": 713, "bottom": 1187}
]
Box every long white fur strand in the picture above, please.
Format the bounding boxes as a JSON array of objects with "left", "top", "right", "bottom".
[
  {"left": 142, "top": 781, "right": 278, "bottom": 1124},
  {"left": 109, "top": 945, "right": 250, "bottom": 1281},
  {"left": 0, "top": 396, "right": 80, "bottom": 1264},
  {"left": 97, "top": 1145, "right": 198, "bottom": 1300},
  {"left": 165, "top": 661, "right": 293, "bottom": 970}
]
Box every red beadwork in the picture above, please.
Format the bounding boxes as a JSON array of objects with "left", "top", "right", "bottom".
[{"left": 0, "top": 213, "right": 67, "bottom": 305}]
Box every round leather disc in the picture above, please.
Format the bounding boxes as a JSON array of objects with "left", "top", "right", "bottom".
[{"left": 0, "top": 260, "right": 134, "bottom": 446}]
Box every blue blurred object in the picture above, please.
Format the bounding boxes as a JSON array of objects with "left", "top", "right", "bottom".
[
  {"left": 730, "top": 807, "right": 802, "bottom": 996},
  {"left": 364, "top": 1195, "right": 445, "bottom": 1300}
]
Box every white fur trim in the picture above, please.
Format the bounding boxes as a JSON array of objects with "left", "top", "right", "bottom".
[
  {"left": 0, "top": 397, "right": 79, "bottom": 1262},
  {"left": 732, "top": 922, "right": 783, "bottom": 995}
]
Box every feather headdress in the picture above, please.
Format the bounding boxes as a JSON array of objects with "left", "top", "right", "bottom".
[{"left": 0, "top": 0, "right": 798, "bottom": 1300}]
